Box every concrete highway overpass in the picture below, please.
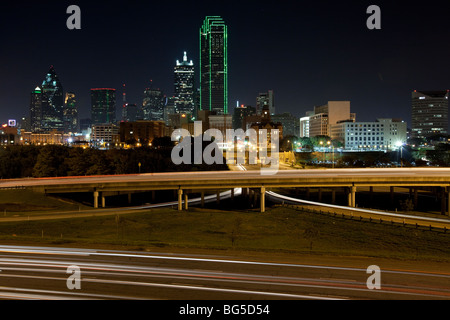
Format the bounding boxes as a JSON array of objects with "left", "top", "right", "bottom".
[{"left": 2, "top": 168, "right": 450, "bottom": 214}]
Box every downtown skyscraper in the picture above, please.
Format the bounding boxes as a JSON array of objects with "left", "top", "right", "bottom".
[
  {"left": 142, "top": 83, "right": 165, "bottom": 121},
  {"left": 174, "top": 51, "right": 195, "bottom": 116},
  {"left": 29, "top": 66, "right": 65, "bottom": 132},
  {"left": 411, "top": 90, "right": 449, "bottom": 139},
  {"left": 63, "top": 92, "right": 78, "bottom": 132},
  {"left": 91, "top": 88, "right": 116, "bottom": 125},
  {"left": 200, "top": 16, "right": 228, "bottom": 115},
  {"left": 29, "top": 86, "right": 44, "bottom": 132},
  {"left": 256, "top": 90, "right": 275, "bottom": 115}
]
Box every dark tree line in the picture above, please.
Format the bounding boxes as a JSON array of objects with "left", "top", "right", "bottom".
[{"left": 0, "top": 144, "right": 228, "bottom": 179}]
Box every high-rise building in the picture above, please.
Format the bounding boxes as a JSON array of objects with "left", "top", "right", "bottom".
[
  {"left": 142, "top": 85, "right": 165, "bottom": 121},
  {"left": 256, "top": 90, "right": 275, "bottom": 115},
  {"left": 30, "top": 86, "right": 45, "bottom": 132},
  {"left": 91, "top": 88, "right": 116, "bottom": 125},
  {"left": 411, "top": 90, "right": 449, "bottom": 139},
  {"left": 174, "top": 51, "right": 195, "bottom": 115},
  {"left": 232, "top": 105, "right": 256, "bottom": 130},
  {"left": 40, "top": 66, "right": 65, "bottom": 132},
  {"left": 300, "top": 111, "right": 315, "bottom": 137},
  {"left": 200, "top": 16, "right": 228, "bottom": 115},
  {"left": 122, "top": 103, "right": 139, "bottom": 122},
  {"left": 271, "top": 112, "right": 300, "bottom": 137},
  {"left": 306, "top": 101, "right": 355, "bottom": 137},
  {"left": 164, "top": 96, "right": 176, "bottom": 126},
  {"left": 63, "top": 92, "right": 78, "bottom": 132}
]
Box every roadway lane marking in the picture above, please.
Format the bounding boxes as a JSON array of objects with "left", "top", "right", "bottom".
[
  {"left": 1, "top": 246, "right": 450, "bottom": 279},
  {"left": 82, "top": 277, "right": 343, "bottom": 300}
]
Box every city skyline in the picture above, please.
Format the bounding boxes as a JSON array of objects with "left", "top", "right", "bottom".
[{"left": 1, "top": 1, "right": 450, "bottom": 127}]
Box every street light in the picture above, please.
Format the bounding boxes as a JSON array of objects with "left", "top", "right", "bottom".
[
  {"left": 319, "top": 141, "right": 324, "bottom": 163},
  {"left": 395, "top": 141, "right": 404, "bottom": 167},
  {"left": 327, "top": 141, "right": 335, "bottom": 168}
]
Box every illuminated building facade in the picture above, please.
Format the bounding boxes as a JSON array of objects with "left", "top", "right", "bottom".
[
  {"left": 200, "top": 16, "right": 228, "bottom": 115},
  {"left": 142, "top": 86, "right": 165, "bottom": 121},
  {"left": 30, "top": 86, "right": 45, "bottom": 132},
  {"left": 63, "top": 92, "right": 78, "bottom": 132},
  {"left": 330, "top": 118, "right": 407, "bottom": 151},
  {"left": 411, "top": 90, "right": 449, "bottom": 139},
  {"left": 174, "top": 52, "right": 195, "bottom": 115},
  {"left": 41, "top": 66, "right": 65, "bottom": 132}
]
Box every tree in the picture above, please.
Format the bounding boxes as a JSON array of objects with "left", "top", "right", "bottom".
[
  {"left": 298, "top": 137, "right": 313, "bottom": 150},
  {"left": 280, "top": 135, "right": 298, "bottom": 151},
  {"left": 310, "top": 135, "right": 332, "bottom": 148},
  {"left": 85, "top": 149, "right": 113, "bottom": 175},
  {"left": 32, "top": 145, "right": 68, "bottom": 177},
  {"left": 65, "top": 148, "right": 90, "bottom": 176}
]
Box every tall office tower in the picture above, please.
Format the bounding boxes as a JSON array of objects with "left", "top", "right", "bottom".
[
  {"left": 122, "top": 103, "right": 139, "bottom": 122},
  {"left": 121, "top": 83, "right": 128, "bottom": 121},
  {"left": 142, "top": 85, "right": 165, "bottom": 121},
  {"left": 174, "top": 51, "right": 195, "bottom": 115},
  {"left": 91, "top": 88, "right": 116, "bottom": 125},
  {"left": 164, "top": 96, "right": 176, "bottom": 125},
  {"left": 41, "top": 66, "right": 64, "bottom": 131},
  {"left": 63, "top": 92, "right": 78, "bottom": 132},
  {"left": 256, "top": 90, "right": 275, "bottom": 115},
  {"left": 200, "top": 16, "right": 228, "bottom": 115},
  {"left": 30, "top": 86, "right": 46, "bottom": 132},
  {"left": 411, "top": 90, "right": 449, "bottom": 139},
  {"left": 232, "top": 104, "right": 256, "bottom": 130},
  {"left": 309, "top": 101, "right": 355, "bottom": 137}
]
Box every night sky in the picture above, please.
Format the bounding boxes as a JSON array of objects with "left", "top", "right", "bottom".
[{"left": 1, "top": 0, "right": 450, "bottom": 127}]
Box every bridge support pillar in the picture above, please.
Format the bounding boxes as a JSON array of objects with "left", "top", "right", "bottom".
[
  {"left": 94, "top": 191, "right": 99, "bottom": 209},
  {"left": 101, "top": 195, "right": 106, "bottom": 208},
  {"left": 178, "top": 189, "right": 183, "bottom": 211},
  {"left": 184, "top": 193, "right": 188, "bottom": 211},
  {"left": 260, "top": 186, "right": 266, "bottom": 213},
  {"left": 351, "top": 186, "right": 356, "bottom": 207}
]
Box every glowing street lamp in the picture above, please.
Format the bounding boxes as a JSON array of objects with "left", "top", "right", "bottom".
[{"left": 396, "top": 141, "right": 404, "bottom": 167}]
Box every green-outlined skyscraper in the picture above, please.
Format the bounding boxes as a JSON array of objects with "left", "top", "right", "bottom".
[
  {"left": 200, "top": 16, "right": 228, "bottom": 115},
  {"left": 91, "top": 88, "right": 116, "bottom": 125}
]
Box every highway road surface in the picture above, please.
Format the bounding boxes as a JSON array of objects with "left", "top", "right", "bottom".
[
  {"left": 0, "top": 245, "right": 448, "bottom": 300},
  {"left": 3, "top": 167, "right": 450, "bottom": 190}
]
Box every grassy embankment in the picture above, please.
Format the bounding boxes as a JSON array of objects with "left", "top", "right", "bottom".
[{"left": 0, "top": 189, "right": 449, "bottom": 262}]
